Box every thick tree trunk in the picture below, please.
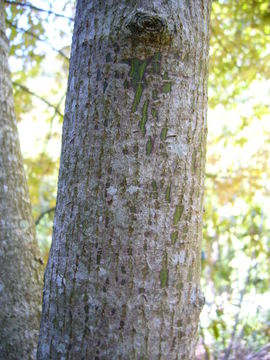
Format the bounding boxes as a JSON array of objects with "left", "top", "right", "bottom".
[
  {"left": 0, "top": 2, "right": 43, "bottom": 359},
  {"left": 38, "top": 1, "right": 211, "bottom": 359}
]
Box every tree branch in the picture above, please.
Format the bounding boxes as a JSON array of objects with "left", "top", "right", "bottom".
[
  {"left": 4, "top": 0, "right": 74, "bottom": 21},
  {"left": 6, "top": 19, "right": 69, "bottom": 61},
  {"left": 13, "top": 82, "right": 64, "bottom": 118},
  {"left": 35, "top": 207, "right": 55, "bottom": 226},
  {"left": 223, "top": 261, "right": 256, "bottom": 360},
  {"left": 39, "top": 93, "right": 66, "bottom": 174},
  {"left": 246, "top": 342, "right": 270, "bottom": 360}
]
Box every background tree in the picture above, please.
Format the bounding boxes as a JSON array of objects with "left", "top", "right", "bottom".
[
  {"left": 38, "top": 0, "right": 211, "bottom": 359},
  {"left": 4, "top": 0, "right": 74, "bottom": 260},
  {"left": 0, "top": 1, "right": 43, "bottom": 358}
]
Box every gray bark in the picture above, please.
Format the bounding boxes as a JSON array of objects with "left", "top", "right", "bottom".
[
  {"left": 0, "top": 2, "right": 43, "bottom": 359},
  {"left": 38, "top": 1, "right": 211, "bottom": 359}
]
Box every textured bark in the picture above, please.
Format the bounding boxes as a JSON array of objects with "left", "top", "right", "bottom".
[
  {"left": 0, "top": 2, "right": 43, "bottom": 359},
  {"left": 38, "top": 1, "right": 211, "bottom": 359}
]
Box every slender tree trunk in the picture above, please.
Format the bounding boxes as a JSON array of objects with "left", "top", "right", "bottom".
[
  {"left": 38, "top": 1, "right": 211, "bottom": 358},
  {"left": 0, "top": 2, "right": 43, "bottom": 359}
]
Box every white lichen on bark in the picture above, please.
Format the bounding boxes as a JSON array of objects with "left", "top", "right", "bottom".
[
  {"left": 38, "top": 0, "right": 211, "bottom": 359},
  {"left": 0, "top": 2, "right": 43, "bottom": 359}
]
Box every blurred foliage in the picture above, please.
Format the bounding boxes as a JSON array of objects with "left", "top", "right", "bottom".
[
  {"left": 5, "top": 0, "right": 73, "bottom": 119},
  {"left": 198, "top": 0, "right": 270, "bottom": 358},
  {"left": 3, "top": 0, "right": 270, "bottom": 358},
  {"left": 5, "top": 1, "right": 46, "bottom": 119},
  {"left": 209, "top": 0, "right": 270, "bottom": 108}
]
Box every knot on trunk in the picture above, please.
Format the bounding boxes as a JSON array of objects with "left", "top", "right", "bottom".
[
  {"left": 127, "top": 11, "right": 166, "bottom": 35},
  {"left": 125, "top": 10, "right": 171, "bottom": 43}
]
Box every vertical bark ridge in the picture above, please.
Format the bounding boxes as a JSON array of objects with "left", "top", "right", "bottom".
[
  {"left": 0, "top": 2, "right": 43, "bottom": 359},
  {"left": 38, "top": 0, "right": 211, "bottom": 359}
]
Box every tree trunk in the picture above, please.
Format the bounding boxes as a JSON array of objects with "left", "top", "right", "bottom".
[
  {"left": 0, "top": 2, "right": 43, "bottom": 359},
  {"left": 38, "top": 1, "right": 211, "bottom": 359}
]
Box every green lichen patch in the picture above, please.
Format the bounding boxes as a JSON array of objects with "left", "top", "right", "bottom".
[
  {"left": 151, "top": 180, "right": 158, "bottom": 199},
  {"left": 144, "top": 240, "right": 147, "bottom": 251},
  {"left": 138, "top": 100, "right": 149, "bottom": 136},
  {"left": 152, "top": 52, "right": 161, "bottom": 74},
  {"left": 152, "top": 89, "right": 158, "bottom": 100},
  {"left": 130, "top": 58, "right": 147, "bottom": 87},
  {"left": 104, "top": 64, "right": 111, "bottom": 73},
  {"left": 103, "top": 98, "right": 110, "bottom": 127},
  {"left": 152, "top": 180, "right": 158, "bottom": 191},
  {"left": 137, "top": 60, "right": 147, "bottom": 81},
  {"left": 142, "top": 265, "right": 149, "bottom": 277},
  {"left": 146, "top": 137, "right": 153, "bottom": 156},
  {"left": 131, "top": 83, "right": 143, "bottom": 113},
  {"left": 160, "top": 127, "right": 168, "bottom": 141},
  {"left": 163, "top": 71, "right": 169, "bottom": 80},
  {"left": 182, "top": 224, "right": 189, "bottom": 237},
  {"left": 162, "top": 82, "right": 172, "bottom": 93},
  {"left": 165, "top": 185, "right": 171, "bottom": 203},
  {"left": 171, "top": 231, "right": 178, "bottom": 245},
  {"left": 176, "top": 282, "right": 183, "bottom": 291},
  {"left": 173, "top": 205, "right": 184, "bottom": 225},
  {"left": 128, "top": 58, "right": 148, "bottom": 112},
  {"left": 130, "top": 204, "right": 136, "bottom": 214},
  {"left": 162, "top": 71, "right": 172, "bottom": 93},
  {"left": 128, "top": 225, "right": 134, "bottom": 235},
  {"left": 160, "top": 268, "right": 168, "bottom": 288},
  {"left": 151, "top": 108, "right": 158, "bottom": 120}
]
